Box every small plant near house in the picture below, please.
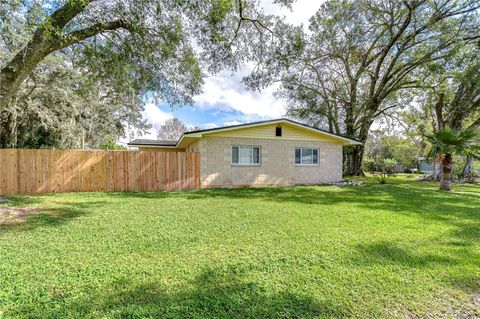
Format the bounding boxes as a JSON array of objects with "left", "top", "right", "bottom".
[{"left": 364, "top": 158, "right": 396, "bottom": 184}]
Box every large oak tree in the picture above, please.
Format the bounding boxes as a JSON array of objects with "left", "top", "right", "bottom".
[
  {"left": 246, "top": 0, "right": 479, "bottom": 175},
  {"left": 0, "top": 0, "right": 291, "bottom": 148},
  {"left": 0, "top": 0, "right": 289, "bottom": 110}
]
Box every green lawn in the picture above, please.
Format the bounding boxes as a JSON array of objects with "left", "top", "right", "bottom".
[{"left": 1, "top": 177, "right": 479, "bottom": 318}]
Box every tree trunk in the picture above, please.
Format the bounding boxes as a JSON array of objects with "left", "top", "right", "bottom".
[
  {"left": 0, "top": 44, "right": 51, "bottom": 110},
  {"left": 462, "top": 156, "right": 474, "bottom": 182},
  {"left": 0, "top": 111, "right": 16, "bottom": 148},
  {"left": 431, "top": 159, "right": 442, "bottom": 180},
  {"left": 440, "top": 153, "right": 453, "bottom": 191},
  {"left": 344, "top": 145, "right": 365, "bottom": 176}
]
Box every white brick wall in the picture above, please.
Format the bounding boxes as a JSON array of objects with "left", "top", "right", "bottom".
[{"left": 199, "top": 137, "right": 343, "bottom": 187}]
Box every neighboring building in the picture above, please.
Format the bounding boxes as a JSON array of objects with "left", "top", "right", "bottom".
[
  {"left": 128, "top": 118, "right": 361, "bottom": 188},
  {"left": 418, "top": 159, "right": 434, "bottom": 174}
]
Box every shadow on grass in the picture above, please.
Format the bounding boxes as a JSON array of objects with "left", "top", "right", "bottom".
[
  {"left": 113, "top": 179, "right": 480, "bottom": 225},
  {"left": 0, "top": 207, "right": 88, "bottom": 233},
  {"left": 112, "top": 178, "right": 479, "bottom": 209},
  {"left": 354, "top": 241, "right": 458, "bottom": 267},
  {"left": 0, "top": 200, "right": 108, "bottom": 233},
  {"left": 69, "top": 267, "right": 347, "bottom": 318}
]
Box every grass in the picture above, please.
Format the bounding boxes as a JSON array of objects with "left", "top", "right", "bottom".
[{"left": 0, "top": 176, "right": 479, "bottom": 318}]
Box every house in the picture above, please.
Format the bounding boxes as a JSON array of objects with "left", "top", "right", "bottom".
[{"left": 128, "top": 118, "right": 361, "bottom": 188}]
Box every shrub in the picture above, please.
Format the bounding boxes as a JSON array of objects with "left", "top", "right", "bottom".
[{"left": 364, "top": 158, "right": 396, "bottom": 184}]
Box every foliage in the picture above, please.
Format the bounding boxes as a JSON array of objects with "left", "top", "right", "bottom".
[
  {"left": 425, "top": 126, "right": 480, "bottom": 190},
  {"left": 245, "top": 0, "right": 479, "bottom": 175},
  {"left": 157, "top": 117, "right": 188, "bottom": 141},
  {"left": 425, "top": 127, "right": 479, "bottom": 162},
  {"left": 363, "top": 158, "right": 396, "bottom": 184},
  {"left": 0, "top": 0, "right": 291, "bottom": 148},
  {"left": 0, "top": 0, "right": 290, "bottom": 109},
  {"left": 419, "top": 40, "right": 480, "bottom": 132},
  {"left": 365, "top": 130, "right": 419, "bottom": 166},
  {"left": 0, "top": 53, "right": 150, "bottom": 148},
  {"left": 99, "top": 139, "right": 127, "bottom": 150},
  {"left": 1, "top": 177, "right": 480, "bottom": 318}
]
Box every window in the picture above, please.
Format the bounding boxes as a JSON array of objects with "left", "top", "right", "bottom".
[
  {"left": 231, "top": 146, "right": 260, "bottom": 165},
  {"left": 275, "top": 126, "right": 282, "bottom": 137},
  {"left": 295, "top": 148, "right": 319, "bottom": 165}
]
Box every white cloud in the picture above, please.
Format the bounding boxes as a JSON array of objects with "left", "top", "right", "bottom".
[
  {"left": 192, "top": 1, "right": 324, "bottom": 120},
  {"left": 261, "top": 0, "right": 324, "bottom": 29},
  {"left": 142, "top": 102, "right": 174, "bottom": 131},
  {"left": 127, "top": 0, "right": 323, "bottom": 135},
  {"left": 120, "top": 102, "right": 174, "bottom": 144},
  {"left": 194, "top": 69, "right": 286, "bottom": 119},
  {"left": 203, "top": 123, "right": 220, "bottom": 129},
  {"left": 224, "top": 120, "right": 243, "bottom": 126}
]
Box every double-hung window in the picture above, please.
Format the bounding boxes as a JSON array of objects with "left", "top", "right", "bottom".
[
  {"left": 295, "top": 148, "right": 319, "bottom": 165},
  {"left": 231, "top": 145, "right": 260, "bottom": 165}
]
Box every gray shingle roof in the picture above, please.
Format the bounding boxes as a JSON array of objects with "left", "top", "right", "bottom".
[{"left": 128, "top": 139, "right": 177, "bottom": 146}]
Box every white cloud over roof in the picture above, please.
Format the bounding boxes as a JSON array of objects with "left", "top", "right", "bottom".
[{"left": 193, "top": 69, "right": 286, "bottom": 119}]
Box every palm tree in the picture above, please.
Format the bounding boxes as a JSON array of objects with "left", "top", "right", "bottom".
[{"left": 425, "top": 127, "right": 479, "bottom": 191}]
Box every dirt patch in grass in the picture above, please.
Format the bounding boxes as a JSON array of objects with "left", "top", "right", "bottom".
[
  {"left": 399, "top": 291, "right": 480, "bottom": 319},
  {"left": 0, "top": 206, "right": 40, "bottom": 225}
]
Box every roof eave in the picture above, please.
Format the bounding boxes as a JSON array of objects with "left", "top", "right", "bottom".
[{"left": 127, "top": 144, "right": 178, "bottom": 148}]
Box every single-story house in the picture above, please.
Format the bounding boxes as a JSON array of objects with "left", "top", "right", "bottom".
[{"left": 128, "top": 118, "right": 361, "bottom": 188}]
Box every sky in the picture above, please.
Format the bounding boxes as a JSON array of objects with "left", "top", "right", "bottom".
[{"left": 124, "top": 1, "right": 323, "bottom": 142}]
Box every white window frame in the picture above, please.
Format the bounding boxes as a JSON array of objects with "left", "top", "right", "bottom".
[
  {"left": 231, "top": 145, "right": 261, "bottom": 166},
  {"left": 295, "top": 147, "right": 319, "bottom": 166}
]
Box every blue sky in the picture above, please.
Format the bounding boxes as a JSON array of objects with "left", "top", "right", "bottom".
[
  {"left": 157, "top": 103, "right": 268, "bottom": 128},
  {"left": 124, "top": 1, "right": 321, "bottom": 141}
]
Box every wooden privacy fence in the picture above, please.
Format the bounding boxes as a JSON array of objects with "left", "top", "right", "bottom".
[{"left": 0, "top": 149, "right": 200, "bottom": 195}]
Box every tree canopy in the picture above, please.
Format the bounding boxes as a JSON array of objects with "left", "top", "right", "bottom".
[
  {"left": 157, "top": 117, "right": 189, "bottom": 141},
  {"left": 245, "top": 0, "right": 480, "bottom": 175},
  {"left": 0, "top": 0, "right": 291, "bottom": 148}
]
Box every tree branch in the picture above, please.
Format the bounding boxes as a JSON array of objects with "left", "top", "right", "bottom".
[
  {"left": 230, "top": 0, "right": 276, "bottom": 45},
  {"left": 60, "top": 20, "right": 132, "bottom": 49},
  {"left": 466, "top": 116, "right": 480, "bottom": 130}
]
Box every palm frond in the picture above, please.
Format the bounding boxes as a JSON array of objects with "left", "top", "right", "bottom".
[{"left": 423, "top": 127, "right": 480, "bottom": 160}]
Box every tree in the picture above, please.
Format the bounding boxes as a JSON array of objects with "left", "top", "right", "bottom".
[
  {"left": 245, "top": 0, "right": 479, "bottom": 175},
  {"left": 364, "top": 130, "right": 418, "bottom": 167},
  {"left": 425, "top": 127, "right": 479, "bottom": 191},
  {"left": 100, "top": 139, "right": 127, "bottom": 150},
  {"left": 0, "top": 0, "right": 291, "bottom": 111},
  {"left": 157, "top": 118, "right": 188, "bottom": 141},
  {"left": 0, "top": 51, "right": 150, "bottom": 148},
  {"left": 417, "top": 39, "right": 480, "bottom": 179}
]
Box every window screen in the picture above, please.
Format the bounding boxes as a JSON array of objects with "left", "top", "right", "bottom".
[
  {"left": 295, "top": 148, "right": 319, "bottom": 165},
  {"left": 231, "top": 146, "right": 261, "bottom": 164}
]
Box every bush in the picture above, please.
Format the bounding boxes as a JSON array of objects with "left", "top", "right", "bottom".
[{"left": 364, "top": 158, "right": 396, "bottom": 184}]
